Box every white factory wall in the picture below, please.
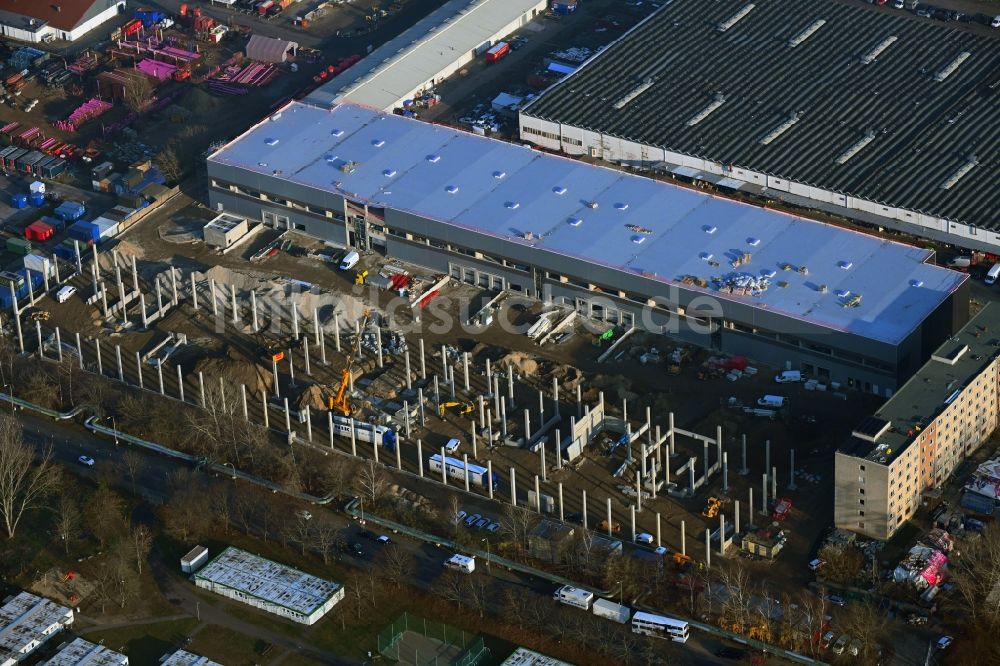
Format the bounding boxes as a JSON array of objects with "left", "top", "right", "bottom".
[
  {"left": 519, "top": 114, "right": 999, "bottom": 252},
  {"left": 66, "top": 2, "right": 127, "bottom": 42}
]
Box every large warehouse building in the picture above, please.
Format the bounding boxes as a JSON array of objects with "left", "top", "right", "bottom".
[
  {"left": 0, "top": 0, "right": 126, "bottom": 43},
  {"left": 207, "top": 102, "right": 968, "bottom": 394},
  {"left": 0, "top": 592, "right": 74, "bottom": 666},
  {"left": 835, "top": 304, "right": 1000, "bottom": 540},
  {"left": 519, "top": 0, "right": 1000, "bottom": 252},
  {"left": 306, "top": 0, "right": 547, "bottom": 112}
]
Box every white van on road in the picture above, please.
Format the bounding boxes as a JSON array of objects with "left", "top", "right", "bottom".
[
  {"left": 774, "top": 370, "right": 802, "bottom": 383},
  {"left": 56, "top": 286, "right": 77, "bottom": 303},
  {"left": 757, "top": 395, "right": 786, "bottom": 408}
]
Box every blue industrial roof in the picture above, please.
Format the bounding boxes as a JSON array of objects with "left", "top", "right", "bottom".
[{"left": 210, "top": 102, "right": 967, "bottom": 345}]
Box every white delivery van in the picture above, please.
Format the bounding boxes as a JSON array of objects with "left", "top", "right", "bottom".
[
  {"left": 986, "top": 262, "right": 1000, "bottom": 285},
  {"left": 444, "top": 438, "right": 461, "bottom": 454},
  {"left": 339, "top": 250, "right": 360, "bottom": 271},
  {"left": 553, "top": 585, "right": 594, "bottom": 609},
  {"left": 774, "top": 370, "right": 802, "bottom": 383},
  {"left": 757, "top": 395, "right": 786, "bottom": 408},
  {"left": 56, "top": 285, "right": 77, "bottom": 303},
  {"left": 992, "top": 14, "right": 1000, "bottom": 28}
]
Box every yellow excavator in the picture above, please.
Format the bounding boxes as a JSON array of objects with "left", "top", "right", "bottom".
[
  {"left": 702, "top": 496, "right": 722, "bottom": 519},
  {"left": 329, "top": 309, "right": 370, "bottom": 416},
  {"left": 438, "top": 401, "right": 474, "bottom": 417}
]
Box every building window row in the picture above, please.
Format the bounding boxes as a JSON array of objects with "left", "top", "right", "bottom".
[{"left": 522, "top": 125, "right": 560, "bottom": 141}]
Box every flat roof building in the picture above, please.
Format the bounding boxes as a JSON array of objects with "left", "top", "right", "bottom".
[
  {"left": 0, "top": 0, "right": 126, "bottom": 43},
  {"left": 192, "top": 547, "right": 344, "bottom": 625},
  {"left": 0, "top": 592, "right": 74, "bottom": 666},
  {"left": 159, "top": 651, "right": 222, "bottom": 666},
  {"left": 501, "top": 647, "right": 572, "bottom": 666},
  {"left": 42, "top": 638, "right": 128, "bottom": 666},
  {"left": 520, "top": 0, "right": 1000, "bottom": 252},
  {"left": 306, "top": 0, "right": 547, "bottom": 111},
  {"left": 208, "top": 101, "right": 968, "bottom": 394},
  {"left": 835, "top": 304, "right": 1000, "bottom": 540}
]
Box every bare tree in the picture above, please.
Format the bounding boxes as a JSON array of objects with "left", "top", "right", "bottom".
[
  {"left": 129, "top": 525, "right": 152, "bottom": 575},
  {"left": 209, "top": 483, "right": 232, "bottom": 535},
  {"left": 381, "top": 545, "right": 415, "bottom": 589},
  {"left": 311, "top": 518, "right": 339, "bottom": 565},
  {"left": 154, "top": 143, "right": 183, "bottom": 184},
  {"left": 464, "top": 575, "right": 492, "bottom": 618},
  {"left": 85, "top": 484, "right": 126, "bottom": 549},
  {"left": 232, "top": 484, "right": 257, "bottom": 536},
  {"left": 0, "top": 415, "right": 59, "bottom": 538},
  {"left": 288, "top": 513, "right": 313, "bottom": 556},
  {"left": 500, "top": 503, "right": 537, "bottom": 557},
  {"left": 109, "top": 547, "right": 140, "bottom": 609},
  {"left": 53, "top": 487, "right": 81, "bottom": 554},
  {"left": 437, "top": 571, "right": 465, "bottom": 610},
  {"left": 123, "top": 75, "right": 153, "bottom": 114},
  {"left": 121, "top": 448, "right": 143, "bottom": 495},
  {"left": 716, "top": 562, "right": 754, "bottom": 634},
  {"left": 355, "top": 460, "right": 388, "bottom": 506},
  {"left": 818, "top": 543, "right": 864, "bottom": 586}
]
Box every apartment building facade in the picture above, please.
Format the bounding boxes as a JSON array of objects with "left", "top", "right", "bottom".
[{"left": 835, "top": 305, "right": 1000, "bottom": 539}]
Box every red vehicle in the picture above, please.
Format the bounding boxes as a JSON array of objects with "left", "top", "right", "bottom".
[
  {"left": 772, "top": 497, "right": 793, "bottom": 522},
  {"left": 485, "top": 42, "right": 510, "bottom": 63},
  {"left": 122, "top": 19, "right": 143, "bottom": 38},
  {"left": 257, "top": 0, "right": 275, "bottom": 14}
]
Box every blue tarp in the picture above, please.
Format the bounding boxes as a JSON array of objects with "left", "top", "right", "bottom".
[{"left": 54, "top": 201, "right": 86, "bottom": 222}]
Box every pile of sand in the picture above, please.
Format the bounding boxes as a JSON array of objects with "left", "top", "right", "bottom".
[
  {"left": 194, "top": 346, "right": 272, "bottom": 394},
  {"left": 114, "top": 239, "right": 145, "bottom": 260},
  {"left": 387, "top": 484, "right": 433, "bottom": 513},
  {"left": 550, "top": 364, "right": 584, "bottom": 391},
  {"left": 297, "top": 384, "right": 331, "bottom": 412},
  {"left": 498, "top": 351, "right": 538, "bottom": 377}
]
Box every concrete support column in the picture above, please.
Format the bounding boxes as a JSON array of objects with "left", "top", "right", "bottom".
[
  {"left": 761, "top": 474, "right": 768, "bottom": 515},
  {"left": 417, "top": 439, "right": 424, "bottom": 477},
  {"left": 140, "top": 293, "right": 148, "bottom": 328},
  {"left": 198, "top": 371, "right": 206, "bottom": 408},
  {"left": 668, "top": 411, "right": 676, "bottom": 455},
  {"left": 306, "top": 406, "right": 313, "bottom": 442},
  {"left": 53, "top": 327, "right": 63, "bottom": 362},
  {"left": 191, "top": 273, "right": 199, "bottom": 311},
  {"left": 789, "top": 449, "right": 798, "bottom": 490},
  {"left": 681, "top": 520, "right": 686, "bottom": 556},
  {"left": 350, "top": 420, "right": 357, "bottom": 457},
  {"left": 722, "top": 452, "right": 729, "bottom": 492},
  {"left": 419, "top": 338, "right": 426, "bottom": 380},
  {"left": 509, "top": 467, "right": 516, "bottom": 506},
  {"left": 688, "top": 457, "right": 696, "bottom": 495},
  {"left": 606, "top": 497, "right": 613, "bottom": 537},
  {"left": 656, "top": 512, "right": 662, "bottom": 548},
  {"left": 523, "top": 408, "right": 531, "bottom": 443},
  {"left": 706, "top": 529, "right": 712, "bottom": 569},
  {"left": 772, "top": 466, "right": 777, "bottom": 500},
  {"left": 334, "top": 313, "right": 341, "bottom": 352},
  {"left": 487, "top": 460, "right": 494, "bottom": 499},
  {"left": 115, "top": 345, "right": 124, "bottom": 382},
  {"left": 765, "top": 439, "right": 771, "bottom": 482},
  {"left": 735, "top": 500, "right": 741, "bottom": 536},
  {"left": 372, "top": 436, "right": 379, "bottom": 465},
  {"left": 328, "top": 411, "right": 335, "bottom": 449},
  {"left": 284, "top": 398, "right": 292, "bottom": 435},
  {"left": 630, "top": 505, "right": 636, "bottom": 542},
  {"left": 582, "top": 489, "right": 588, "bottom": 530},
  {"left": 396, "top": 439, "right": 402, "bottom": 471},
  {"left": 292, "top": 303, "right": 300, "bottom": 340},
  {"left": 135, "top": 350, "right": 142, "bottom": 389},
  {"left": 76, "top": 332, "right": 83, "bottom": 370},
  {"left": 748, "top": 488, "right": 754, "bottom": 528},
  {"left": 95, "top": 339, "right": 103, "bottom": 376},
  {"left": 471, "top": 421, "right": 477, "bottom": 458},
  {"left": 209, "top": 279, "right": 218, "bottom": 316},
  {"left": 405, "top": 351, "right": 412, "bottom": 390},
  {"left": 741, "top": 434, "right": 749, "bottom": 475},
  {"left": 534, "top": 475, "right": 541, "bottom": 513},
  {"left": 539, "top": 438, "right": 546, "bottom": 482},
  {"left": 463, "top": 352, "right": 470, "bottom": 392},
  {"left": 157, "top": 361, "right": 164, "bottom": 395},
  {"left": 261, "top": 391, "right": 269, "bottom": 428},
  {"left": 241, "top": 384, "right": 248, "bottom": 420},
  {"left": 558, "top": 482, "right": 564, "bottom": 522},
  {"left": 555, "top": 429, "right": 562, "bottom": 470},
  {"left": 719, "top": 514, "right": 726, "bottom": 556},
  {"left": 375, "top": 326, "right": 383, "bottom": 368},
  {"left": 176, "top": 364, "right": 184, "bottom": 403},
  {"left": 552, "top": 376, "right": 560, "bottom": 415}
]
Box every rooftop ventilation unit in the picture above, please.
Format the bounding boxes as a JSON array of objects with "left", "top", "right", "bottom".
[
  {"left": 941, "top": 156, "right": 978, "bottom": 190},
  {"left": 445, "top": 185, "right": 459, "bottom": 194},
  {"left": 269, "top": 113, "right": 282, "bottom": 121},
  {"left": 614, "top": 202, "right": 629, "bottom": 211},
  {"left": 612, "top": 78, "right": 655, "bottom": 110},
  {"left": 700, "top": 252, "right": 713, "bottom": 261},
  {"left": 586, "top": 201, "right": 599, "bottom": 209},
  {"left": 935, "top": 52, "right": 971, "bottom": 82},
  {"left": 568, "top": 217, "right": 583, "bottom": 226},
  {"left": 911, "top": 279, "right": 924, "bottom": 288},
  {"left": 703, "top": 225, "right": 717, "bottom": 234},
  {"left": 686, "top": 93, "right": 726, "bottom": 127},
  {"left": 493, "top": 170, "right": 506, "bottom": 179},
  {"left": 552, "top": 186, "right": 567, "bottom": 195},
  {"left": 839, "top": 261, "right": 852, "bottom": 270},
  {"left": 762, "top": 269, "right": 776, "bottom": 278},
  {"left": 426, "top": 154, "right": 440, "bottom": 163},
  {"left": 382, "top": 169, "right": 396, "bottom": 177},
  {"left": 632, "top": 235, "right": 646, "bottom": 244},
  {"left": 747, "top": 237, "right": 760, "bottom": 246},
  {"left": 265, "top": 138, "right": 279, "bottom": 146},
  {"left": 330, "top": 129, "right": 344, "bottom": 137},
  {"left": 788, "top": 19, "right": 826, "bottom": 48},
  {"left": 371, "top": 139, "right": 385, "bottom": 147},
  {"left": 340, "top": 161, "right": 357, "bottom": 173},
  {"left": 505, "top": 201, "right": 520, "bottom": 209},
  {"left": 716, "top": 3, "right": 755, "bottom": 32},
  {"left": 760, "top": 112, "right": 801, "bottom": 146},
  {"left": 835, "top": 130, "right": 876, "bottom": 165},
  {"left": 861, "top": 36, "right": 897, "bottom": 64}
]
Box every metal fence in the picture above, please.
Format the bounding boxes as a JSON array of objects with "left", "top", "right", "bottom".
[{"left": 378, "top": 612, "right": 487, "bottom": 666}]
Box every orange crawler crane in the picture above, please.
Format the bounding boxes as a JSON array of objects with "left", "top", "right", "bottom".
[{"left": 329, "top": 309, "right": 369, "bottom": 415}]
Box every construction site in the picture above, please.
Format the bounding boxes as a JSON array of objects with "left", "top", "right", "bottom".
[{"left": 0, "top": 181, "right": 885, "bottom": 590}]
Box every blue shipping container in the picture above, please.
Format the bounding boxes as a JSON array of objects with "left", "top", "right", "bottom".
[
  {"left": 10, "top": 193, "right": 26, "bottom": 209},
  {"left": 55, "top": 201, "right": 86, "bottom": 222},
  {"left": 68, "top": 220, "right": 101, "bottom": 243},
  {"left": 29, "top": 192, "right": 45, "bottom": 207}
]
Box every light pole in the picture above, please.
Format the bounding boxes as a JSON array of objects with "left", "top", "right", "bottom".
[
  {"left": 107, "top": 416, "right": 118, "bottom": 446},
  {"left": 481, "top": 538, "right": 491, "bottom": 570},
  {"left": 3, "top": 383, "right": 12, "bottom": 413},
  {"left": 359, "top": 496, "right": 366, "bottom": 525},
  {"left": 615, "top": 580, "right": 623, "bottom": 606},
  {"left": 223, "top": 462, "right": 236, "bottom": 479}
]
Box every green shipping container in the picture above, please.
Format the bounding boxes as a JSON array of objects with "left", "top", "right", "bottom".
[{"left": 6, "top": 237, "right": 32, "bottom": 256}]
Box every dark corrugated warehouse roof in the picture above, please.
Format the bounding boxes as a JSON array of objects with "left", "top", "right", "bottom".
[{"left": 522, "top": 0, "right": 1000, "bottom": 229}]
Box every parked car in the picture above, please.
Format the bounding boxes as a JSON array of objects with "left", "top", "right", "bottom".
[
  {"left": 820, "top": 631, "right": 835, "bottom": 649},
  {"left": 485, "top": 522, "right": 500, "bottom": 533},
  {"left": 635, "top": 532, "right": 654, "bottom": 545},
  {"left": 464, "top": 513, "right": 481, "bottom": 527},
  {"left": 77, "top": 455, "right": 95, "bottom": 467},
  {"left": 833, "top": 635, "right": 851, "bottom": 655},
  {"left": 444, "top": 438, "right": 461, "bottom": 454},
  {"left": 936, "top": 636, "right": 953, "bottom": 650},
  {"left": 376, "top": 535, "right": 391, "bottom": 545},
  {"left": 295, "top": 509, "right": 313, "bottom": 521},
  {"left": 827, "top": 594, "right": 846, "bottom": 606},
  {"left": 809, "top": 558, "right": 826, "bottom": 571},
  {"left": 456, "top": 510, "right": 467, "bottom": 523},
  {"left": 474, "top": 517, "right": 489, "bottom": 530}
]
